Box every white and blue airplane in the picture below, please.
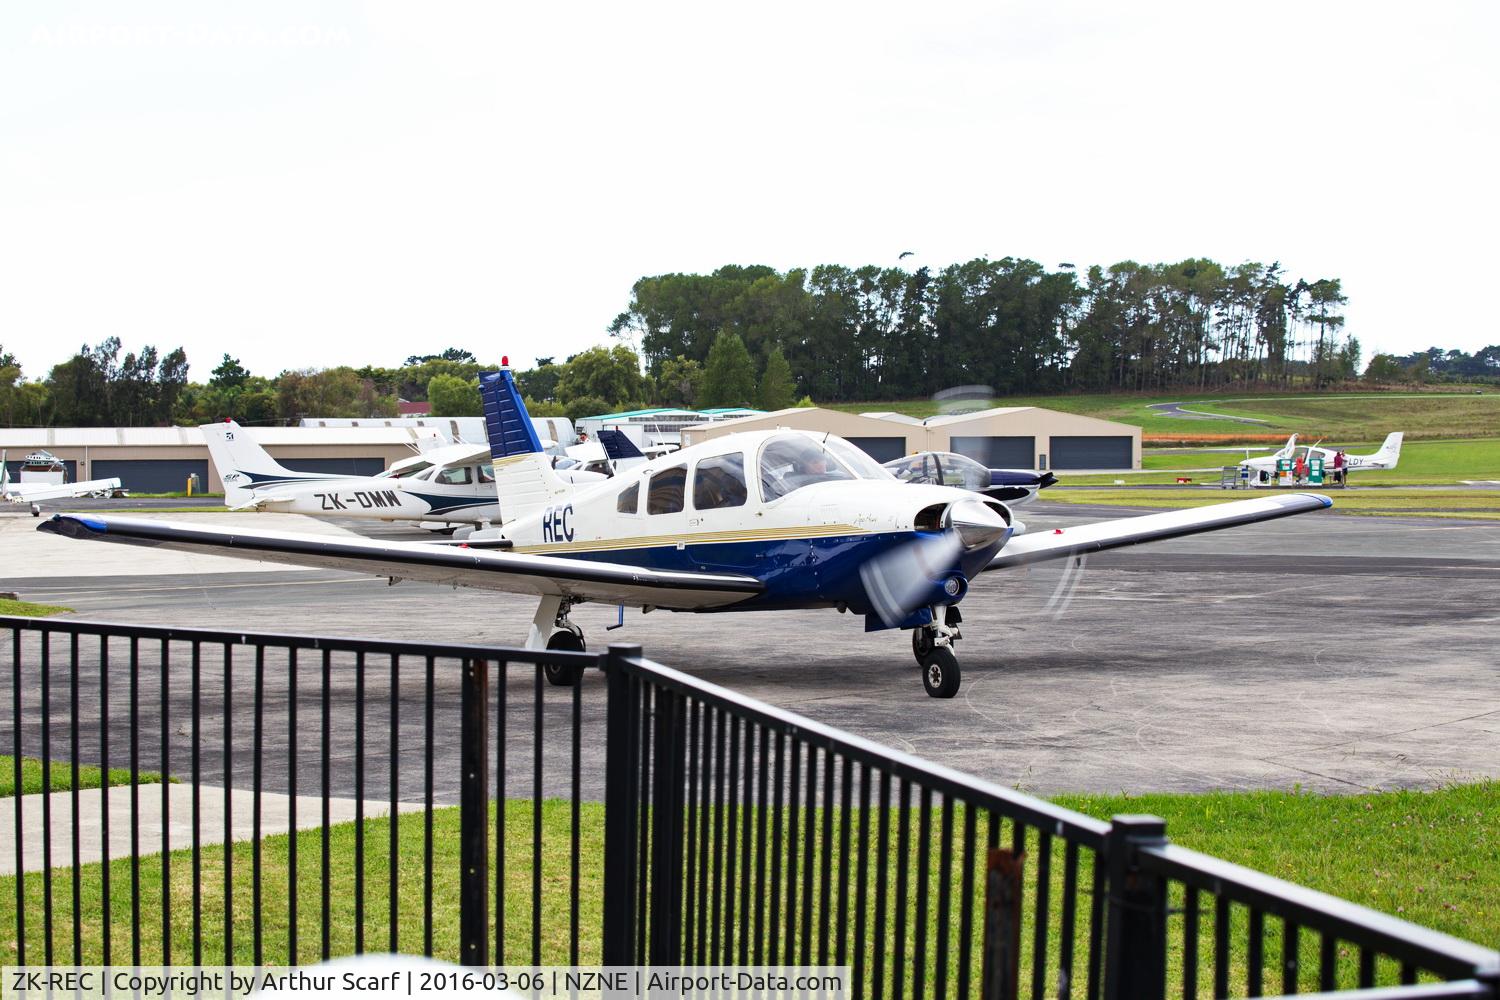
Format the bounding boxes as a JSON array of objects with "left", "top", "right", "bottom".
[
  {"left": 201, "top": 419, "right": 605, "bottom": 529},
  {"left": 2, "top": 451, "right": 123, "bottom": 516},
  {"left": 883, "top": 451, "right": 1057, "bottom": 505},
  {"left": 42, "top": 365, "right": 1333, "bottom": 698}
]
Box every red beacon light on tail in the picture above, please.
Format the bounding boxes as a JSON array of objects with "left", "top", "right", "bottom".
[{"left": 501, "top": 355, "right": 509, "bottom": 368}]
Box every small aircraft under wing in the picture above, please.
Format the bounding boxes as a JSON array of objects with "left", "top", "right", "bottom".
[
  {"left": 43, "top": 364, "right": 1334, "bottom": 698},
  {"left": 1239, "top": 433, "right": 1403, "bottom": 485},
  {"left": 883, "top": 451, "right": 1058, "bottom": 505},
  {"left": 2, "top": 451, "right": 123, "bottom": 516}
]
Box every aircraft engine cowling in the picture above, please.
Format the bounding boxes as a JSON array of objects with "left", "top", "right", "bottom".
[{"left": 860, "top": 498, "right": 1013, "bottom": 629}]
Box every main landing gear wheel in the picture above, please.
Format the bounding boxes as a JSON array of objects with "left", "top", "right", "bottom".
[
  {"left": 921, "top": 646, "right": 961, "bottom": 699},
  {"left": 543, "top": 628, "right": 585, "bottom": 686}
]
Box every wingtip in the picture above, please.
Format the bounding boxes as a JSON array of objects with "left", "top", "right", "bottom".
[{"left": 37, "top": 513, "right": 109, "bottom": 538}]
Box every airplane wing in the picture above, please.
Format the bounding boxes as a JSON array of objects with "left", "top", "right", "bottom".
[
  {"left": 7, "top": 478, "right": 123, "bottom": 503},
  {"left": 39, "top": 514, "right": 762, "bottom": 611},
  {"left": 985, "top": 493, "right": 1331, "bottom": 571}
]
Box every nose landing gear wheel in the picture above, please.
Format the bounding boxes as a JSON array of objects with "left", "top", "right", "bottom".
[
  {"left": 543, "top": 628, "right": 585, "bottom": 686},
  {"left": 920, "top": 646, "right": 960, "bottom": 698},
  {"left": 912, "top": 627, "right": 934, "bottom": 663}
]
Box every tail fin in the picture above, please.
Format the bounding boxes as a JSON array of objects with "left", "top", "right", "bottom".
[
  {"left": 479, "top": 364, "right": 575, "bottom": 525},
  {"left": 1371, "top": 431, "right": 1403, "bottom": 468},
  {"left": 1, "top": 451, "right": 9, "bottom": 496},
  {"left": 596, "top": 428, "right": 644, "bottom": 461},
  {"left": 199, "top": 421, "right": 303, "bottom": 506}
]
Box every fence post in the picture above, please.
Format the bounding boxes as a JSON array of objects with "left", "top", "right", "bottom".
[
  {"left": 602, "top": 644, "right": 644, "bottom": 964},
  {"left": 1103, "top": 814, "right": 1169, "bottom": 1000},
  {"left": 980, "top": 848, "right": 1024, "bottom": 1000},
  {"left": 648, "top": 688, "right": 687, "bottom": 964},
  {"left": 459, "top": 658, "right": 490, "bottom": 966}
]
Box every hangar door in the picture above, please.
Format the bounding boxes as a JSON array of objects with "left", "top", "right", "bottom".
[
  {"left": 949, "top": 435, "right": 1035, "bottom": 469},
  {"left": 5, "top": 459, "right": 78, "bottom": 482},
  {"left": 1050, "top": 435, "right": 1132, "bottom": 470},
  {"left": 280, "top": 457, "right": 387, "bottom": 477},
  {"left": 92, "top": 459, "right": 209, "bottom": 493},
  {"left": 844, "top": 437, "right": 907, "bottom": 463}
]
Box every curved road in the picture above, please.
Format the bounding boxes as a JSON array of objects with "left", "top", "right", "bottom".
[{"left": 1148, "top": 401, "right": 1269, "bottom": 424}]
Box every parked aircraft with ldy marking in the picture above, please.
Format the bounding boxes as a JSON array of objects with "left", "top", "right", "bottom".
[{"left": 45, "top": 362, "right": 1333, "bottom": 698}]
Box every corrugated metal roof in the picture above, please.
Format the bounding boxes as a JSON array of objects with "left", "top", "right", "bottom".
[
  {"left": 922, "top": 407, "right": 1034, "bottom": 426},
  {"left": 861, "top": 411, "right": 925, "bottom": 425}
]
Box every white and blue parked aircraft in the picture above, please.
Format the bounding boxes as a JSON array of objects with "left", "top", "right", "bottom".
[
  {"left": 2, "top": 451, "right": 123, "bottom": 516},
  {"left": 883, "top": 451, "right": 1057, "bottom": 505},
  {"left": 200, "top": 419, "right": 604, "bottom": 529},
  {"left": 44, "top": 366, "right": 1333, "bottom": 698}
]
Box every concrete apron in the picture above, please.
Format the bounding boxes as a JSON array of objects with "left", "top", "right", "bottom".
[{"left": 0, "top": 785, "right": 427, "bottom": 875}]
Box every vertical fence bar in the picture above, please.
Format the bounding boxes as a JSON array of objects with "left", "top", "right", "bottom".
[
  {"left": 389, "top": 654, "right": 400, "bottom": 955},
  {"left": 570, "top": 664, "right": 582, "bottom": 966},
  {"left": 893, "top": 778, "right": 911, "bottom": 1000},
  {"left": 958, "top": 802, "right": 978, "bottom": 1000},
  {"left": 11, "top": 629, "right": 25, "bottom": 965},
  {"left": 768, "top": 729, "right": 784, "bottom": 967},
  {"left": 1318, "top": 933, "right": 1337, "bottom": 993},
  {"left": 1214, "top": 896, "right": 1231, "bottom": 999},
  {"left": 783, "top": 736, "right": 800, "bottom": 966},
  {"left": 684, "top": 701, "right": 700, "bottom": 965},
  {"left": 754, "top": 725, "right": 771, "bottom": 967},
  {"left": 722, "top": 716, "right": 740, "bottom": 965},
  {"left": 648, "top": 687, "right": 686, "bottom": 964},
  {"left": 191, "top": 640, "right": 202, "bottom": 964},
  {"left": 1183, "top": 886, "right": 1200, "bottom": 1000},
  {"left": 935, "top": 795, "right": 954, "bottom": 1000},
  {"left": 354, "top": 650, "right": 366, "bottom": 955},
  {"left": 873, "top": 769, "right": 891, "bottom": 1000},
  {"left": 601, "top": 644, "right": 643, "bottom": 965},
  {"left": 738, "top": 723, "right": 754, "bottom": 967},
  {"left": 1032, "top": 831, "right": 1054, "bottom": 1000},
  {"left": 71, "top": 635, "right": 83, "bottom": 964},
  {"left": 1060, "top": 839, "right": 1081, "bottom": 1000},
  {"left": 223, "top": 644, "right": 234, "bottom": 964},
  {"left": 495, "top": 660, "right": 507, "bottom": 967},
  {"left": 41, "top": 631, "right": 54, "bottom": 965},
  {"left": 320, "top": 647, "right": 332, "bottom": 961},
  {"left": 817, "top": 746, "right": 834, "bottom": 968},
  {"left": 836, "top": 755, "right": 853, "bottom": 971},
  {"left": 711, "top": 706, "right": 726, "bottom": 964},
  {"left": 128, "top": 634, "right": 139, "bottom": 964},
  {"left": 459, "top": 657, "right": 490, "bottom": 966},
  {"left": 913, "top": 786, "right": 933, "bottom": 1000},
  {"left": 423, "top": 654, "right": 435, "bottom": 957},
  {"left": 697, "top": 705, "right": 714, "bottom": 964},
  {"left": 287, "top": 647, "right": 299, "bottom": 966},
  {"left": 1103, "top": 815, "right": 1168, "bottom": 1000},
  {"left": 1248, "top": 909, "right": 1265, "bottom": 997},
  {"left": 253, "top": 645, "right": 265, "bottom": 966},
  {"left": 533, "top": 661, "right": 546, "bottom": 965},
  {"left": 800, "top": 743, "right": 818, "bottom": 967},
  {"left": 635, "top": 678, "right": 653, "bottom": 964},
  {"left": 1283, "top": 919, "right": 1300, "bottom": 996}
]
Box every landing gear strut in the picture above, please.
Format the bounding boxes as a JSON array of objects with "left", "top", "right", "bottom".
[
  {"left": 913, "top": 604, "right": 963, "bottom": 698},
  {"left": 527, "top": 595, "right": 587, "bottom": 686}
]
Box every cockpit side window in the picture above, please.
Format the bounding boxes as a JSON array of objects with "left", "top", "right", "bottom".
[
  {"left": 435, "top": 466, "right": 473, "bottom": 486},
  {"left": 758, "top": 435, "right": 855, "bottom": 501},
  {"left": 647, "top": 465, "right": 687, "bottom": 514},
  {"left": 478, "top": 463, "right": 495, "bottom": 484},
  {"left": 617, "top": 481, "right": 640, "bottom": 514},
  {"left": 692, "top": 453, "right": 748, "bottom": 510}
]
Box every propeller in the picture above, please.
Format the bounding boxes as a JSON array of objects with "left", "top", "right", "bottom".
[{"left": 859, "top": 499, "right": 1009, "bottom": 628}]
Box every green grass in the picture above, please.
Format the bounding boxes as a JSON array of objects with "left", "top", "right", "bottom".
[
  {"left": 0, "top": 598, "right": 72, "bottom": 618},
  {"left": 828, "top": 391, "right": 1500, "bottom": 440},
  {"left": 0, "top": 755, "right": 164, "bottom": 798},
  {"left": 2, "top": 784, "right": 1494, "bottom": 993},
  {"left": 1043, "top": 487, "right": 1500, "bottom": 518},
  {"left": 1060, "top": 438, "right": 1500, "bottom": 486}
]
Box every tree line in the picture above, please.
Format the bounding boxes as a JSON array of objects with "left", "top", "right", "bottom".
[
  {"left": 608, "top": 259, "right": 1368, "bottom": 399},
  {"left": 5, "top": 254, "right": 1497, "bottom": 428}
]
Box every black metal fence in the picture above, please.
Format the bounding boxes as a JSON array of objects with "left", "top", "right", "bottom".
[{"left": 3, "top": 614, "right": 1497, "bottom": 1000}]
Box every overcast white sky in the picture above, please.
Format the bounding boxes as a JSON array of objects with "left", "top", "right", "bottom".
[{"left": 3, "top": 1, "right": 1496, "bottom": 382}]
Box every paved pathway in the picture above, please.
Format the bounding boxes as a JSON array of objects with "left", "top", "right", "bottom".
[{"left": 0, "top": 784, "right": 426, "bottom": 874}]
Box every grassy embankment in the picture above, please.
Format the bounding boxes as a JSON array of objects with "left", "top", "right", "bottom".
[
  {"left": 0, "top": 598, "right": 73, "bottom": 618},
  {"left": 0, "top": 756, "right": 163, "bottom": 797},
  {"left": 2, "top": 783, "right": 1494, "bottom": 992},
  {"left": 829, "top": 390, "right": 1500, "bottom": 441}
]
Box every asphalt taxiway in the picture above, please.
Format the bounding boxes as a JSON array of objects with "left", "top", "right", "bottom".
[{"left": 5, "top": 502, "right": 1499, "bottom": 799}]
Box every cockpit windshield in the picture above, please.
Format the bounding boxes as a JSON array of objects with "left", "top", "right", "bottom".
[
  {"left": 757, "top": 433, "right": 894, "bottom": 501},
  {"left": 883, "top": 451, "right": 992, "bottom": 492}
]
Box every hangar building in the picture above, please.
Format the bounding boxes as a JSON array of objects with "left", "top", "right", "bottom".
[
  {"left": 0, "top": 426, "right": 430, "bottom": 494},
  {"left": 679, "top": 406, "right": 1141, "bottom": 470}
]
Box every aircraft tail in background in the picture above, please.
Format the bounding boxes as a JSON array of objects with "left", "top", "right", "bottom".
[
  {"left": 479, "top": 363, "right": 577, "bottom": 525},
  {"left": 199, "top": 421, "right": 319, "bottom": 506},
  {"left": 1366, "top": 431, "right": 1403, "bottom": 469}
]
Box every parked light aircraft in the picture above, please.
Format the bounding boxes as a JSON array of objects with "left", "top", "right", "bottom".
[
  {"left": 883, "top": 451, "right": 1058, "bottom": 505},
  {"left": 1239, "top": 433, "right": 1403, "bottom": 485},
  {"left": 44, "top": 366, "right": 1333, "bottom": 698},
  {"left": 200, "top": 420, "right": 604, "bottom": 529},
  {"left": 2, "top": 451, "right": 123, "bottom": 516}
]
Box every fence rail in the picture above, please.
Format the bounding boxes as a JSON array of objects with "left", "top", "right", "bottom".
[{"left": 2, "top": 614, "right": 1496, "bottom": 1000}]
